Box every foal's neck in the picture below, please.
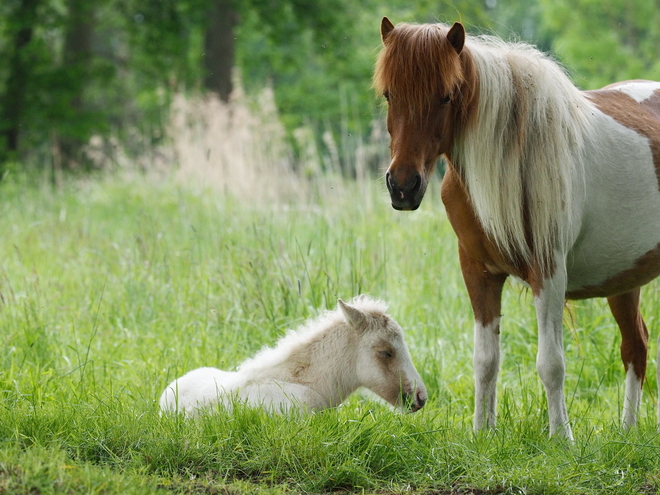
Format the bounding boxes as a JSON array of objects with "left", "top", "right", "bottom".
[{"left": 280, "top": 322, "right": 360, "bottom": 407}]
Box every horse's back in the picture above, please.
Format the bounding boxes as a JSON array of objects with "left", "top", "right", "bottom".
[{"left": 566, "top": 81, "right": 660, "bottom": 298}]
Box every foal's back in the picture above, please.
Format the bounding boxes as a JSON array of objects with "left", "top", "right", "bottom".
[{"left": 159, "top": 367, "right": 243, "bottom": 413}]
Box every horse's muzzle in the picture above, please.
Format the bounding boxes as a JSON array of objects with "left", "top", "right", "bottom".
[{"left": 386, "top": 171, "right": 425, "bottom": 211}]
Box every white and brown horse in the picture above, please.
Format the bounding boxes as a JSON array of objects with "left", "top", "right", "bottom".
[{"left": 374, "top": 17, "right": 660, "bottom": 439}]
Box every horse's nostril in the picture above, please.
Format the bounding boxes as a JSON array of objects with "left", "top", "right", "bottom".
[
  {"left": 412, "top": 174, "right": 422, "bottom": 193},
  {"left": 386, "top": 171, "right": 394, "bottom": 192}
]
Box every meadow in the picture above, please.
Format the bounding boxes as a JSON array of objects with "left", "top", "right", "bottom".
[{"left": 2, "top": 168, "right": 660, "bottom": 494}]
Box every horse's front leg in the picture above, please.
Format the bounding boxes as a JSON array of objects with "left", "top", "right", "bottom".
[
  {"left": 531, "top": 258, "right": 573, "bottom": 440},
  {"left": 458, "top": 246, "right": 508, "bottom": 431}
]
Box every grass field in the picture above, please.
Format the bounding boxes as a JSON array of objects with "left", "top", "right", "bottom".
[{"left": 1, "top": 172, "right": 660, "bottom": 494}]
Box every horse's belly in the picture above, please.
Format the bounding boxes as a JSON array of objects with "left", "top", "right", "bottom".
[
  {"left": 565, "top": 198, "right": 660, "bottom": 298},
  {"left": 566, "top": 243, "right": 660, "bottom": 299}
]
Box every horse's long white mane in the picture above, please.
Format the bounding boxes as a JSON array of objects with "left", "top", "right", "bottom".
[
  {"left": 237, "top": 296, "right": 388, "bottom": 375},
  {"left": 453, "top": 35, "right": 595, "bottom": 270}
]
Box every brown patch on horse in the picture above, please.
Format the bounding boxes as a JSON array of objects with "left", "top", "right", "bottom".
[
  {"left": 647, "top": 89, "right": 660, "bottom": 120},
  {"left": 586, "top": 88, "right": 660, "bottom": 187},
  {"left": 458, "top": 246, "right": 508, "bottom": 328},
  {"left": 567, "top": 243, "right": 660, "bottom": 299},
  {"left": 441, "top": 163, "right": 549, "bottom": 295}
]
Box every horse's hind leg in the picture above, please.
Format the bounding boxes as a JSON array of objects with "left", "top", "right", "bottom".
[{"left": 607, "top": 288, "right": 649, "bottom": 429}]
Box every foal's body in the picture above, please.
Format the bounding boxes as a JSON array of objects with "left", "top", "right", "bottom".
[
  {"left": 375, "top": 18, "right": 660, "bottom": 439},
  {"left": 160, "top": 297, "right": 427, "bottom": 416},
  {"left": 161, "top": 367, "right": 328, "bottom": 413}
]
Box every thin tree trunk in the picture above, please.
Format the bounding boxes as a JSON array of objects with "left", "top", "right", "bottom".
[
  {"left": 204, "top": 0, "right": 238, "bottom": 102},
  {"left": 0, "top": 0, "right": 40, "bottom": 163}
]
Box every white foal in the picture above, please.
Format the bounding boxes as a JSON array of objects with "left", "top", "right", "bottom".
[{"left": 160, "top": 296, "right": 427, "bottom": 416}]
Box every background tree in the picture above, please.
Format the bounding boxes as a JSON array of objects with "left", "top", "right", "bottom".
[
  {"left": 2, "top": 0, "right": 656, "bottom": 178},
  {"left": 204, "top": 0, "right": 237, "bottom": 102},
  {"left": 539, "top": 0, "right": 660, "bottom": 89},
  {"left": 0, "top": 0, "right": 40, "bottom": 174}
]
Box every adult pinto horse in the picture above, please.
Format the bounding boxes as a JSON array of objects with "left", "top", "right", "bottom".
[{"left": 374, "top": 17, "right": 660, "bottom": 439}]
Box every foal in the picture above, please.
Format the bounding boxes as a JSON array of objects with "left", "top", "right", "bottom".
[{"left": 160, "top": 296, "right": 427, "bottom": 416}]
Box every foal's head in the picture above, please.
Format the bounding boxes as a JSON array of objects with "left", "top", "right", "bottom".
[
  {"left": 338, "top": 298, "right": 427, "bottom": 412},
  {"left": 374, "top": 17, "right": 475, "bottom": 210}
]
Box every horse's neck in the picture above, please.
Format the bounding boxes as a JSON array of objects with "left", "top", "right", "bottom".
[
  {"left": 450, "top": 41, "right": 593, "bottom": 270},
  {"left": 249, "top": 322, "right": 360, "bottom": 406}
]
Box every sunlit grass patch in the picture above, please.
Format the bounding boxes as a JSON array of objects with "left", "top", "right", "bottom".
[{"left": 1, "top": 174, "right": 660, "bottom": 494}]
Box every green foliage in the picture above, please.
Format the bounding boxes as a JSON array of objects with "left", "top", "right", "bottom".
[
  {"left": 539, "top": 0, "right": 660, "bottom": 88},
  {"left": 1, "top": 174, "right": 660, "bottom": 493},
  {"left": 2, "top": 0, "right": 659, "bottom": 174}
]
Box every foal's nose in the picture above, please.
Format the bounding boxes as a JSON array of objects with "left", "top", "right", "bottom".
[
  {"left": 411, "top": 387, "right": 427, "bottom": 412},
  {"left": 386, "top": 171, "right": 422, "bottom": 210}
]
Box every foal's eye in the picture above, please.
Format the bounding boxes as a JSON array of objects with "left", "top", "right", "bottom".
[{"left": 379, "top": 350, "right": 393, "bottom": 359}]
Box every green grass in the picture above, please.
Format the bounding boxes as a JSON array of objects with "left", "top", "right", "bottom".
[{"left": 1, "top": 173, "right": 660, "bottom": 494}]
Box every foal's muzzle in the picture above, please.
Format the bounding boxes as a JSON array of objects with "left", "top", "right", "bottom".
[{"left": 403, "top": 387, "right": 427, "bottom": 413}]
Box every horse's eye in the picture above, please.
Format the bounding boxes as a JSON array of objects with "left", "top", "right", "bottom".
[
  {"left": 379, "top": 350, "right": 393, "bottom": 359},
  {"left": 441, "top": 94, "right": 452, "bottom": 105},
  {"left": 383, "top": 92, "right": 390, "bottom": 102}
]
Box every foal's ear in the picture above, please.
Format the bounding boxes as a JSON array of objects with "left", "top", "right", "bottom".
[
  {"left": 447, "top": 22, "right": 465, "bottom": 54},
  {"left": 338, "top": 299, "right": 368, "bottom": 331},
  {"left": 381, "top": 17, "right": 395, "bottom": 44}
]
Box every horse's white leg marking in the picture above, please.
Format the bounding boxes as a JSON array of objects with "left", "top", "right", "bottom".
[
  {"left": 473, "top": 317, "right": 500, "bottom": 430},
  {"left": 534, "top": 261, "right": 574, "bottom": 440},
  {"left": 623, "top": 363, "right": 642, "bottom": 429}
]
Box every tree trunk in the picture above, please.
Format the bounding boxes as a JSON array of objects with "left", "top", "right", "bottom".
[
  {"left": 204, "top": 0, "right": 238, "bottom": 102},
  {"left": 59, "top": 0, "right": 95, "bottom": 169},
  {"left": 0, "top": 0, "right": 40, "bottom": 165}
]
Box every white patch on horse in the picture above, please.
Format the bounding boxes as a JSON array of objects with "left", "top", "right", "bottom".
[
  {"left": 623, "top": 362, "right": 643, "bottom": 429},
  {"left": 612, "top": 81, "right": 660, "bottom": 103},
  {"left": 159, "top": 296, "right": 427, "bottom": 416},
  {"left": 565, "top": 106, "right": 660, "bottom": 292},
  {"left": 473, "top": 317, "right": 500, "bottom": 430}
]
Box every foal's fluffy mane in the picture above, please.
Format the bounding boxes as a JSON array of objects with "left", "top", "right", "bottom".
[
  {"left": 376, "top": 23, "right": 596, "bottom": 271},
  {"left": 237, "top": 296, "right": 389, "bottom": 374}
]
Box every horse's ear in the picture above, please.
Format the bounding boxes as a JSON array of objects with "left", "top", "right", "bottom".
[
  {"left": 381, "top": 17, "right": 395, "bottom": 44},
  {"left": 447, "top": 22, "right": 465, "bottom": 54},
  {"left": 338, "top": 299, "right": 368, "bottom": 332}
]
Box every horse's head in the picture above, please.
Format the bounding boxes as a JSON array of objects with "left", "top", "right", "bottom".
[
  {"left": 374, "top": 17, "right": 474, "bottom": 210},
  {"left": 338, "top": 298, "right": 427, "bottom": 412}
]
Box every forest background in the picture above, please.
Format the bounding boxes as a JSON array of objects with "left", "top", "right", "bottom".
[
  {"left": 2, "top": 0, "right": 660, "bottom": 181},
  {"left": 3, "top": 1, "right": 660, "bottom": 493}
]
